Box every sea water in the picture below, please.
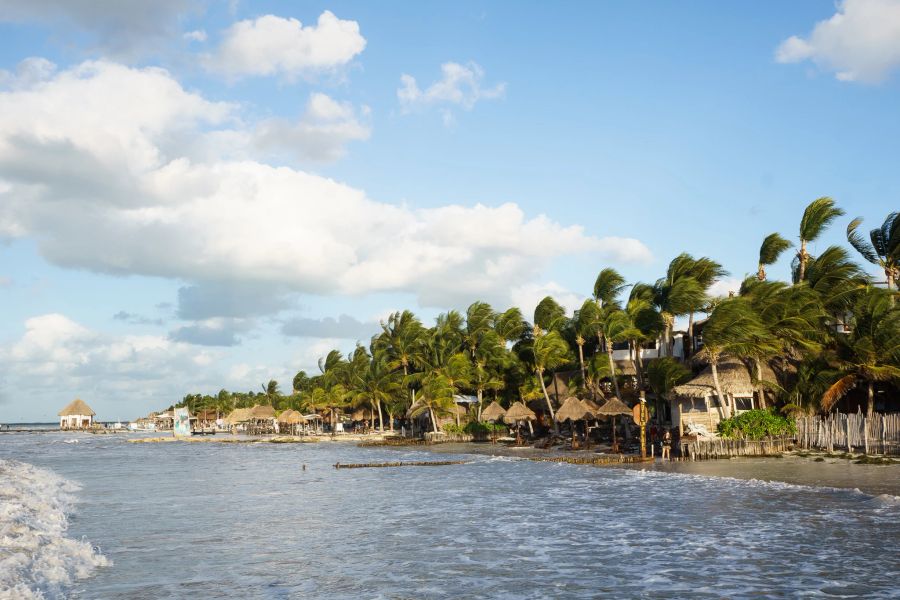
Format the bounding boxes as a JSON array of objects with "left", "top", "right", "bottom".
[{"left": 0, "top": 432, "right": 897, "bottom": 599}]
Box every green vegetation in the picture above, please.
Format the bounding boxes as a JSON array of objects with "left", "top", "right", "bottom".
[
  {"left": 174, "top": 203, "right": 900, "bottom": 428},
  {"left": 717, "top": 409, "right": 796, "bottom": 439}
]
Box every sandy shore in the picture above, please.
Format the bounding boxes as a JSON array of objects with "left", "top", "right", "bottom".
[
  {"left": 128, "top": 432, "right": 396, "bottom": 444},
  {"left": 411, "top": 442, "right": 900, "bottom": 496}
]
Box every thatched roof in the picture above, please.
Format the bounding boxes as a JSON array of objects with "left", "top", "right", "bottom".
[
  {"left": 350, "top": 408, "right": 368, "bottom": 421},
  {"left": 224, "top": 408, "right": 252, "bottom": 424},
  {"left": 555, "top": 396, "right": 591, "bottom": 422},
  {"left": 582, "top": 397, "right": 603, "bottom": 416},
  {"left": 595, "top": 397, "right": 632, "bottom": 416},
  {"left": 503, "top": 401, "right": 536, "bottom": 422},
  {"left": 672, "top": 358, "right": 758, "bottom": 399},
  {"left": 277, "top": 409, "right": 306, "bottom": 424},
  {"left": 481, "top": 401, "right": 506, "bottom": 422},
  {"left": 195, "top": 409, "right": 218, "bottom": 421},
  {"left": 249, "top": 404, "right": 275, "bottom": 419},
  {"left": 58, "top": 398, "right": 95, "bottom": 417}
]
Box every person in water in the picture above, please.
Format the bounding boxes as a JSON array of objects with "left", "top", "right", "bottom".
[{"left": 661, "top": 429, "right": 672, "bottom": 460}]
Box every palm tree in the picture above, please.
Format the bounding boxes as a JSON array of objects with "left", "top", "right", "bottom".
[
  {"left": 602, "top": 308, "right": 639, "bottom": 402},
  {"left": 349, "top": 349, "right": 402, "bottom": 432},
  {"left": 847, "top": 212, "right": 900, "bottom": 293},
  {"left": 646, "top": 357, "right": 692, "bottom": 424},
  {"left": 700, "top": 297, "right": 776, "bottom": 418},
  {"left": 594, "top": 267, "right": 627, "bottom": 308},
  {"left": 411, "top": 373, "right": 457, "bottom": 433},
  {"left": 375, "top": 310, "right": 427, "bottom": 416},
  {"left": 796, "top": 197, "right": 844, "bottom": 283},
  {"left": 821, "top": 288, "right": 900, "bottom": 415},
  {"left": 572, "top": 299, "right": 601, "bottom": 387},
  {"left": 624, "top": 290, "right": 664, "bottom": 390},
  {"left": 757, "top": 233, "right": 792, "bottom": 281},
  {"left": 664, "top": 253, "right": 727, "bottom": 358},
  {"left": 534, "top": 296, "right": 567, "bottom": 333},
  {"left": 801, "top": 246, "right": 869, "bottom": 319},
  {"left": 525, "top": 330, "right": 570, "bottom": 431}
]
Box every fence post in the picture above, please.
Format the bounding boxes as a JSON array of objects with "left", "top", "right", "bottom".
[{"left": 863, "top": 415, "right": 869, "bottom": 455}]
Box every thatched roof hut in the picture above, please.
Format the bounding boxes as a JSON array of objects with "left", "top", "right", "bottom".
[
  {"left": 225, "top": 408, "right": 252, "bottom": 424},
  {"left": 58, "top": 399, "right": 95, "bottom": 429},
  {"left": 582, "top": 397, "right": 603, "bottom": 416},
  {"left": 504, "top": 401, "right": 536, "bottom": 422},
  {"left": 481, "top": 401, "right": 506, "bottom": 422},
  {"left": 277, "top": 410, "right": 306, "bottom": 424},
  {"left": 595, "top": 397, "right": 632, "bottom": 416},
  {"left": 671, "top": 358, "right": 757, "bottom": 398},
  {"left": 59, "top": 398, "right": 95, "bottom": 417},
  {"left": 555, "top": 396, "right": 591, "bottom": 422},
  {"left": 249, "top": 404, "right": 275, "bottom": 419},
  {"left": 195, "top": 409, "right": 218, "bottom": 421}
]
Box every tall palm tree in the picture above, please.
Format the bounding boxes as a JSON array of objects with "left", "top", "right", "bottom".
[
  {"left": 664, "top": 253, "right": 728, "bottom": 358},
  {"left": 349, "top": 348, "right": 402, "bottom": 431},
  {"left": 821, "top": 288, "right": 900, "bottom": 415},
  {"left": 624, "top": 290, "right": 664, "bottom": 390},
  {"left": 375, "top": 310, "right": 427, "bottom": 415},
  {"left": 411, "top": 373, "right": 458, "bottom": 433},
  {"left": 847, "top": 212, "right": 900, "bottom": 293},
  {"left": 700, "top": 297, "right": 776, "bottom": 418},
  {"left": 525, "top": 330, "right": 570, "bottom": 431},
  {"left": 796, "top": 197, "right": 844, "bottom": 283},
  {"left": 646, "top": 357, "right": 691, "bottom": 425},
  {"left": 801, "top": 246, "right": 869, "bottom": 319},
  {"left": 572, "top": 299, "right": 601, "bottom": 387},
  {"left": 534, "top": 296, "right": 567, "bottom": 333},
  {"left": 601, "top": 308, "right": 639, "bottom": 402},
  {"left": 594, "top": 268, "right": 627, "bottom": 308},
  {"left": 757, "top": 233, "right": 792, "bottom": 281}
]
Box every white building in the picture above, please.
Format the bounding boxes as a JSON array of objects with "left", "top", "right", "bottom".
[{"left": 58, "top": 399, "right": 96, "bottom": 429}]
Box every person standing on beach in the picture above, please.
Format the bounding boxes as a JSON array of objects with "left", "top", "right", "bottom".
[{"left": 661, "top": 429, "right": 672, "bottom": 460}]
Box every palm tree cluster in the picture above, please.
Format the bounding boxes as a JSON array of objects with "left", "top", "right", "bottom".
[{"left": 178, "top": 201, "right": 900, "bottom": 426}]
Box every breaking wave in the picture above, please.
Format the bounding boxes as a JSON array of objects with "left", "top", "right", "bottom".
[{"left": 0, "top": 459, "right": 109, "bottom": 599}]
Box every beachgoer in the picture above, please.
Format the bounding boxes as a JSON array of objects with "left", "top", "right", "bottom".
[{"left": 661, "top": 429, "right": 672, "bottom": 460}]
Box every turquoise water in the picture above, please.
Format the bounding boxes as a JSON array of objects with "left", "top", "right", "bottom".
[{"left": 1, "top": 431, "right": 898, "bottom": 599}]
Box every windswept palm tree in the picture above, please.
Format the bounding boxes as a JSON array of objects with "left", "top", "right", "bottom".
[
  {"left": 594, "top": 268, "right": 627, "bottom": 308},
  {"left": 534, "top": 296, "right": 567, "bottom": 333},
  {"left": 524, "top": 330, "right": 570, "bottom": 431},
  {"left": 646, "top": 357, "right": 691, "bottom": 424},
  {"left": 796, "top": 197, "right": 844, "bottom": 283},
  {"left": 821, "top": 288, "right": 900, "bottom": 415},
  {"left": 847, "top": 212, "right": 900, "bottom": 293},
  {"left": 572, "top": 299, "right": 601, "bottom": 387},
  {"left": 757, "top": 233, "right": 792, "bottom": 281}
]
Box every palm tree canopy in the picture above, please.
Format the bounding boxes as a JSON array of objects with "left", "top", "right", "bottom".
[
  {"left": 593, "top": 267, "right": 626, "bottom": 306},
  {"left": 759, "top": 233, "right": 793, "bottom": 266},
  {"left": 534, "top": 296, "right": 567, "bottom": 332},
  {"left": 800, "top": 196, "right": 844, "bottom": 243},
  {"left": 847, "top": 212, "right": 900, "bottom": 271}
]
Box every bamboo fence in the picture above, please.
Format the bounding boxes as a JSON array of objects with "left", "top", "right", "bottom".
[
  {"left": 795, "top": 411, "right": 899, "bottom": 455},
  {"left": 679, "top": 437, "right": 791, "bottom": 460}
]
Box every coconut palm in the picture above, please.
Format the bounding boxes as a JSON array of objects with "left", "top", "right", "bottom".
[
  {"left": 375, "top": 310, "right": 428, "bottom": 415},
  {"left": 821, "top": 288, "right": 900, "bottom": 415},
  {"left": 801, "top": 246, "right": 869, "bottom": 318},
  {"left": 796, "top": 197, "right": 845, "bottom": 283},
  {"left": 601, "top": 308, "right": 639, "bottom": 402},
  {"left": 349, "top": 349, "right": 402, "bottom": 432},
  {"left": 646, "top": 357, "right": 692, "bottom": 424},
  {"left": 572, "top": 299, "right": 601, "bottom": 387},
  {"left": 495, "top": 306, "right": 527, "bottom": 343},
  {"left": 757, "top": 233, "right": 792, "bottom": 281},
  {"left": 524, "top": 330, "right": 571, "bottom": 431},
  {"left": 594, "top": 267, "right": 627, "bottom": 308},
  {"left": 847, "top": 212, "right": 900, "bottom": 293},
  {"left": 534, "top": 296, "right": 567, "bottom": 333},
  {"left": 700, "top": 297, "right": 776, "bottom": 418},
  {"left": 410, "top": 373, "right": 458, "bottom": 433}
]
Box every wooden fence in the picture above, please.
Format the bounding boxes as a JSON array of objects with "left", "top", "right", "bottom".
[
  {"left": 795, "top": 411, "right": 900, "bottom": 455},
  {"left": 679, "top": 437, "right": 792, "bottom": 460}
]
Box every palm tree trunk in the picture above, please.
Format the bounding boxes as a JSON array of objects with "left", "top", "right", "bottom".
[
  {"left": 577, "top": 342, "right": 586, "bottom": 388},
  {"left": 757, "top": 263, "right": 766, "bottom": 281},
  {"left": 375, "top": 398, "right": 384, "bottom": 432},
  {"left": 754, "top": 358, "right": 767, "bottom": 409},
  {"left": 387, "top": 409, "right": 394, "bottom": 431},
  {"left": 606, "top": 346, "right": 622, "bottom": 400},
  {"left": 887, "top": 270, "right": 896, "bottom": 306},
  {"left": 537, "top": 370, "right": 559, "bottom": 434},
  {"left": 686, "top": 312, "right": 695, "bottom": 360},
  {"left": 630, "top": 340, "right": 643, "bottom": 390},
  {"left": 430, "top": 408, "right": 439, "bottom": 433},
  {"left": 710, "top": 359, "right": 731, "bottom": 419},
  {"left": 867, "top": 381, "right": 874, "bottom": 416},
  {"left": 798, "top": 239, "right": 808, "bottom": 283},
  {"left": 476, "top": 388, "right": 483, "bottom": 421}
]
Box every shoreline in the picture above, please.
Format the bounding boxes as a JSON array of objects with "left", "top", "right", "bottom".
[{"left": 404, "top": 442, "right": 900, "bottom": 497}]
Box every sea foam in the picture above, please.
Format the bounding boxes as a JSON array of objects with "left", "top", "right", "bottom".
[{"left": 0, "top": 459, "right": 109, "bottom": 599}]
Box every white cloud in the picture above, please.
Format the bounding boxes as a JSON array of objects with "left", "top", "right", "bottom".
[
  {"left": 510, "top": 282, "right": 588, "bottom": 320},
  {"left": 0, "top": 0, "right": 196, "bottom": 59},
  {"left": 281, "top": 314, "right": 379, "bottom": 340},
  {"left": 776, "top": 0, "right": 900, "bottom": 83},
  {"left": 398, "top": 61, "right": 505, "bottom": 120},
  {"left": 206, "top": 12, "right": 366, "bottom": 80},
  {"left": 707, "top": 277, "right": 743, "bottom": 298},
  {"left": 183, "top": 29, "right": 207, "bottom": 42},
  {"left": 0, "top": 59, "right": 651, "bottom": 317},
  {"left": 253, "top": 93, "right": 371, "bottom": 162},
  {"left": 0, "top": 313, "right": 220, "bottom": 413}
]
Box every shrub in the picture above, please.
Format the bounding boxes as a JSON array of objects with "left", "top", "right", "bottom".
[
  {"left": 717, "top": 409, "right": 796, "bottom": 440},
  {"left": 442, "top": 423, "right": 464, "bottom": 434},
  {"left": 463, "top": 421, "right": 507, "bottom": 435}
]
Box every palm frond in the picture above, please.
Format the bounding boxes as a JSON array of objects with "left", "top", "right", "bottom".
[
  {"left": 820, "top": 373, "right": 857, "bottom": 412},
  {"left": 800, "top": 196, "right": 844, "bottom": 242},
  {"left": 846, "top": 217, "right": 879, "bottom": 265}
]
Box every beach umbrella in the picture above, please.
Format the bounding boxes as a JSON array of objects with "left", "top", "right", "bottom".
[
  {"left": 503, "top": 402, "right": 535, "bottom": 445},
  {"left": 481, "top": 401, "right": 506, "bottom": 422},
  {"left": 555, "top": 396, "right": 592, "bottom": 449},
  {"left": 595, "top": 397, "right": 632, "bottom": 452}
]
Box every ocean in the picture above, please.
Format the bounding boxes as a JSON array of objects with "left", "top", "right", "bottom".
[{"left": 1, "top": 431, "right": 898, "bottom": 599}]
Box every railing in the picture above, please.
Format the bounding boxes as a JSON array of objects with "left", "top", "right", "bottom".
[{"left": 795, "top": 411, "right": 900, "bottom": 455}]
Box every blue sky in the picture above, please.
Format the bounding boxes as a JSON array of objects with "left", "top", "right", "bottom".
[{"left": 1, "top": 1, "right": 898, "bottom": 421}]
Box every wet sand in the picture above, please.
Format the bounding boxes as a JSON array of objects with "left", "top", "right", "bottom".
[{"left": 413, "top": 442, "right": 900, "bottom": 496}]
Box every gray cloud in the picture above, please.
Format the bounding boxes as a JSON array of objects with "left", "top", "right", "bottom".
[
  {"left": 0, "top": 0, "right": 198, "bottom": 59},
  {"left": 168, "top": 319, "right": 248, "bottom": 347},
  {"left": 112, "top": 311, "right": 164, "bottom": 326},
  {"left": 281, "top": 314, "right": 379, "bottom": 340},
  {"left": 176, "top": 283, "right": 293, "bottom": 320}
]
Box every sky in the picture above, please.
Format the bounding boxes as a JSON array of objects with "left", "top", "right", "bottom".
[{"left": 1, "top": 0, "right": 898, "bottom": 421}]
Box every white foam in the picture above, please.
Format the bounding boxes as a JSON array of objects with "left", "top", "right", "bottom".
[{"left": 0, "top": 459, "right": 109, "bottom": 599}]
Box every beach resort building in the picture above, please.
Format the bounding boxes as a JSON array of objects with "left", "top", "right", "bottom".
[
  {"left": 669, "top": 358, "right": 769, "bottom": 435},
  {"left": 58, "top": 398, "right": 95, "bottom": 429}
]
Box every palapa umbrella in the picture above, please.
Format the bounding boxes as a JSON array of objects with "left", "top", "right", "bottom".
[
  {"left": 480, "top": 401, "right": 506, "bottom": 422},
  {"left": 595, "top": 397, "right": 632, "bottom": 452},
  {"left": 555, "top": 396, "right": 592, "bottom": 449},
  {"left": 503, "top": 401, "right": 535, "bottom": 445},
  {"left": 277, "top": 409, "right": 306, "bottom": 435}
]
